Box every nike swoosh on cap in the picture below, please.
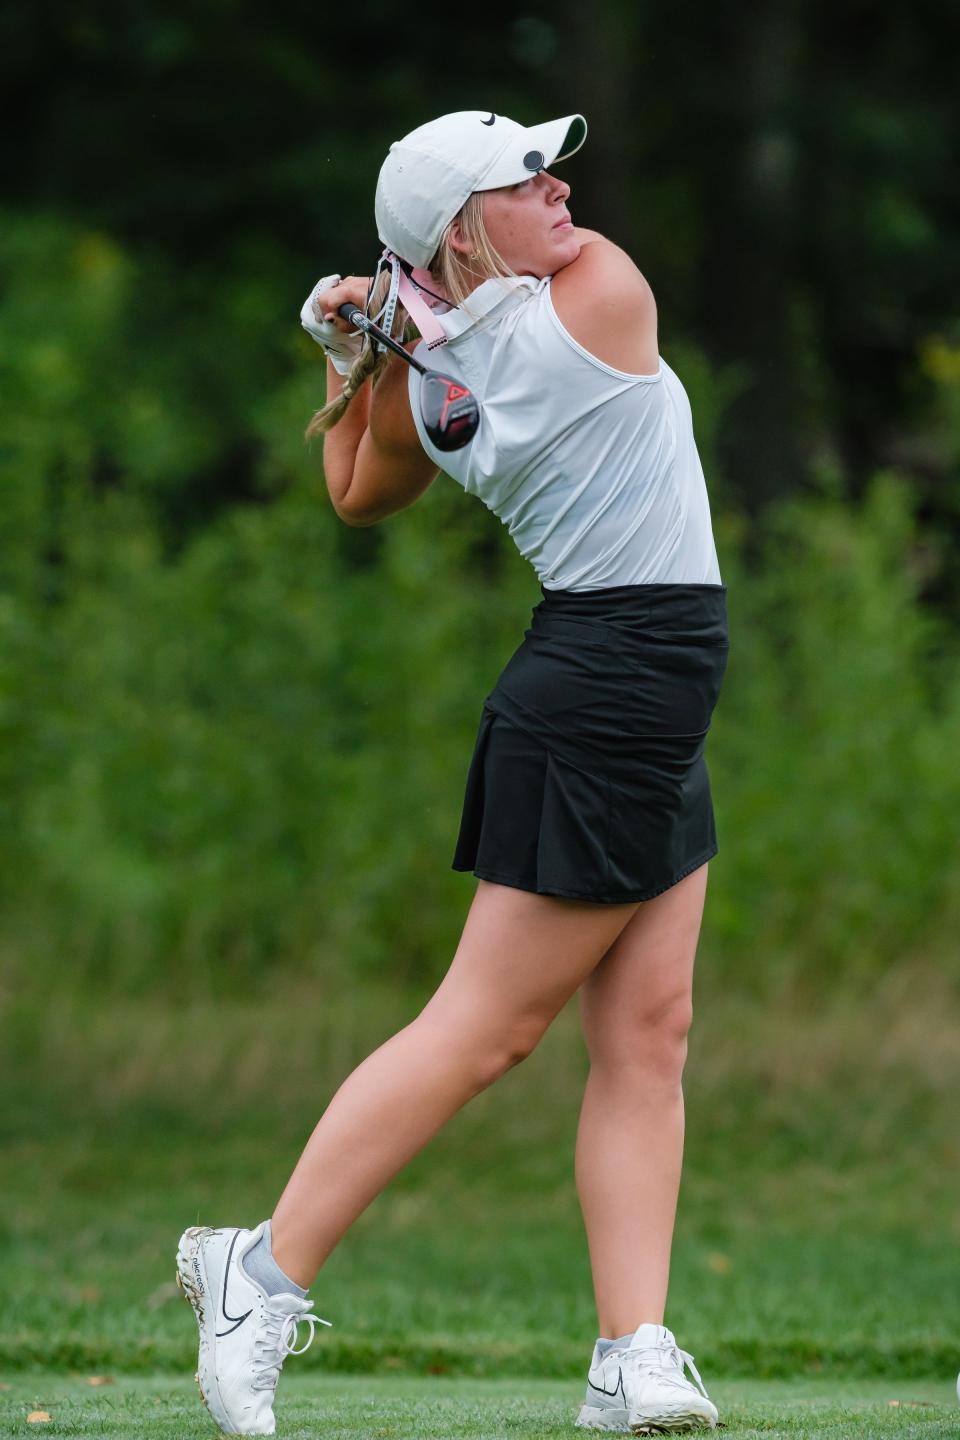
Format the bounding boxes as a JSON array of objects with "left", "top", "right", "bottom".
[
  {"left": 482, "top": 113, "right": 496, "bottom": 125},
  {"left": 217, "top": 1230, "right": 254, "bottom": 1336}
]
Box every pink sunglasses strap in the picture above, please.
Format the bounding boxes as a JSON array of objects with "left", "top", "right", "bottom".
[{"left": 383, "top": 250, "right": 449, "bottom": 351}]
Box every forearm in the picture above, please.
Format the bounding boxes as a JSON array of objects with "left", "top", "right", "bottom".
[{"left": 322, "top": 358, "right": 371, "bottom": 511}]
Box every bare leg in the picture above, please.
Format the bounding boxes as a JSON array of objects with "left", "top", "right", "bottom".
[
  {"left": 271, "top": 879, "right": 641, "bottom": 1289},
  {"left": 575, "top": 863, "right": 709, "bottom": 1337}
]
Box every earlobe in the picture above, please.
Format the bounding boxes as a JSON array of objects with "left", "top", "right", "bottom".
[{"left": 449, "top": 220, "right": 481, "bottom": 260}]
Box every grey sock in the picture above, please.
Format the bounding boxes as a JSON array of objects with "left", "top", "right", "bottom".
[
  {"left": 597, "top": 1332, "right": 635, "bottom": 1357},
  {"left": 240, "top": 1219, "right": 308, "bottom": 1299}
]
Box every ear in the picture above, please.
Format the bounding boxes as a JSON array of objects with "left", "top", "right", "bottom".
[{"left": 446, "top": 217, "right": 473, "bottom": 258}]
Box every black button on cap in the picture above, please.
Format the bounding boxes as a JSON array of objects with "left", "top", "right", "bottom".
[{"left": 523, "top": 149, "right": 545, "bottom": 171}]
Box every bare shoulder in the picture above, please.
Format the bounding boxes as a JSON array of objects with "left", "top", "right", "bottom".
[{"left": 549, "top": 233, "right": 659, "bottom": 376}]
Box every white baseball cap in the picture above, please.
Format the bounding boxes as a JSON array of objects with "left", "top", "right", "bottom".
[{"left": 375, "top": 110, "right": 588, "bottom": 269}]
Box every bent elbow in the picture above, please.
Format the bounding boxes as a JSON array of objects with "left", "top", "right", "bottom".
[{"left": 335, "top": 503, "right": 379, "bottom": 528}]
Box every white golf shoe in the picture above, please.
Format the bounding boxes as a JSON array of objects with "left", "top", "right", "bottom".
[
  {"left": 574, "top": 1322, "right": 718, "bottom": 1434},
  {"left": 175, "top": 1221, "right": 331, "bottom": 1435}
]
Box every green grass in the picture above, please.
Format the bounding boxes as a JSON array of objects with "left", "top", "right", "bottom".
[
  {"left": 2, "top": 967, "right": 959, "bottom": 1396},
  {"left": 0, "top": 1375, "right": 958, "bottom": 1439}
]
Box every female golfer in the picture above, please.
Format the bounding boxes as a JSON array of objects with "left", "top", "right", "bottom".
[{"left": 176, "top": 109, "right": 728, "bottom": 1436}]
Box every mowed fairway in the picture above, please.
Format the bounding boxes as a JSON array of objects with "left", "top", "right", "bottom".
[
  {"left": 2, "top": 970, "right": 959, "bottom": 1438},
  {"left": 0, "top": 1375, "right": 958, "bottom": 1438}
]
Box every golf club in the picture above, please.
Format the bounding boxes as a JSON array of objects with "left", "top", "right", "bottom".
[{"left": 337, "top": 302, "right": 479, "bottom": 452}]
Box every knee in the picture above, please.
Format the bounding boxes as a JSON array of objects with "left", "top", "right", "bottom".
[
  {"left": 417, "top": 1007, "right": 549, "bottom": 1092},
  {"left": 587, "top": 995, "right": 693, "bottom": 1090},
  {"left": 479, "top": 1015, "right": 550, "bottom": 1085}
]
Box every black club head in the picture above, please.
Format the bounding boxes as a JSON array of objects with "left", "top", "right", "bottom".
[{"left": 419, "top": 371, "right": 480, "bottom": 451}]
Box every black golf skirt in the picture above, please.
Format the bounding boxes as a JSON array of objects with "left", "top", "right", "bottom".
[{"left": 451, "top": 582, "right": 729, "bottom": 904}]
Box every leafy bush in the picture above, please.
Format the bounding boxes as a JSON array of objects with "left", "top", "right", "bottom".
[
  {"left": 2, "top": 212, "right": 958, "bottom": 996},
  {"left": 707, "top": 473, "right": 960, "bottom": 989}
]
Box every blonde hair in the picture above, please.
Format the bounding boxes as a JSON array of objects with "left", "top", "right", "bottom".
[{"left": 305, "top": 191, "right": 519, "bottom": 440}]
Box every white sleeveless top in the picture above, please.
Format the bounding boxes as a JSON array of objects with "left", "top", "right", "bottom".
[{"left": 407, "top": 273, "right": 721, "bottom": 590}]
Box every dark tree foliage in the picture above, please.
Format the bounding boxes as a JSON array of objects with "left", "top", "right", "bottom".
[{"left": 4, "top": 0, "right": 959, "bottom": 596}]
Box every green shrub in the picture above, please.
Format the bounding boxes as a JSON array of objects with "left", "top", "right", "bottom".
[
  {"left": 2, "top": 211, "right": 958, "bottom": 996},
  {"left": 706, "top": 472, "right": 960, "bottom": 987}
]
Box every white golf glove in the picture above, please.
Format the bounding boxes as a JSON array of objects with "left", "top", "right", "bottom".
[{"left": 300, "top": 274, "right": 364, "bottom": 375}]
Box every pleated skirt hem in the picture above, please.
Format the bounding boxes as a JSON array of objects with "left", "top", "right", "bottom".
[{"left": 458, "top": 846, "right": 719, "bottom": 906}]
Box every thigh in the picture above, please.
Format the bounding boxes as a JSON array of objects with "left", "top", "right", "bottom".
[
  {"left": 420, "top": 879, "right": 641, "bottom": 1047},
  {"left": 578, "top": 863, "right": 710, "bottom": 1058}
]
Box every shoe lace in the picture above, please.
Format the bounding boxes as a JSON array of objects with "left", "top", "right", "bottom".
[
  {"left": 251, "top": 1302, "right": 332, "bottom": 1393},
  {"left": 619, "top": 1338, "right": 710, "bottom": 1399}
]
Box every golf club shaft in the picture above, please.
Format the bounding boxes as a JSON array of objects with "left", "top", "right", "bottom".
[{"left": 337, "top": 303, "right": 428, "bottom": 374}]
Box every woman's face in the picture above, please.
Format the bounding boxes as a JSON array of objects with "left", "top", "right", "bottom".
[{"left": 475, "top": 169, "right": 579, "bottom": 278}]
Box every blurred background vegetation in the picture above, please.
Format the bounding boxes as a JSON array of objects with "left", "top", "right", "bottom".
[{"left": 2, "top": 0, "right": 959, "bottom": 1391}]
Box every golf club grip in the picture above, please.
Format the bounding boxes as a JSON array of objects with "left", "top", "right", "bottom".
[{"left": 335, "top": 301, "right": 428, "bottom": 372}]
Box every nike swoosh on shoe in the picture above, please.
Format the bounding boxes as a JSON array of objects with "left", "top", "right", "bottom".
[
  {"left": 217, "top": 1229, "right": 253, "bottom": 1337},
  {"left": 587, "top": 1366, "right": 625, "bottom": 1400}
]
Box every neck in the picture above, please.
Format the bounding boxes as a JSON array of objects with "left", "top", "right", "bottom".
[{"left": 429, "top": 256, "right": 489, "bottom": 306}]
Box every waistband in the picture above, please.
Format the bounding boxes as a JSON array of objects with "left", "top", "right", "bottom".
[{"left": 535, "top": 582, "right": 728, "bottom": 642}]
